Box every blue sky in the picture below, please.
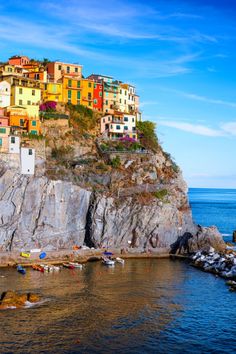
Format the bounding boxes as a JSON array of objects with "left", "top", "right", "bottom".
[{"left": 1, "top": 0, "right": 236, "bottom": 188}]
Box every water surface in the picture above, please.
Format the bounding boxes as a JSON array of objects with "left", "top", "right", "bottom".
[{"left": 1, "top": 259, "right": 236, "bottom": 353}]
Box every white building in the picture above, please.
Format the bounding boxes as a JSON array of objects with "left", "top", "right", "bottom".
[
  {"left": 8, "top": 135, "right": 20, "bottom": 153},
  {"left": 20, "top": 147, "right": 35, "bottom": 175},
  {"left": 0, "top": 81, "right": 11, "bottom": 108},
  {"left": 101, "top": 114, "right": 137, "bottom": 139}
]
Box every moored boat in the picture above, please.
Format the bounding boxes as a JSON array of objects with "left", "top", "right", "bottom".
[
  {"left": 63, "top": 263, "right": 75, "bottom": 269},
  {"left": 102, "top": 257, "right": 115, "bottom": 266},
  {"left": 69, "top": 262, "right": 83, "bottom": 269},
  {"left": 32, "top": 264, "right": 44, "bottom": 272},
  {"left": 116, "top": 257, "right": 125, "bottom": 264},
  {"left": 17, "top": 265, "right": 26, "bottom": 275}
]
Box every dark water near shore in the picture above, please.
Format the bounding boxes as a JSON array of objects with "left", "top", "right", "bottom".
[
  {"left": 1, "top": 259, "right": 236, "bottom": 353},
  {"left": 189, "top": 188, "right": 236, "bottom": 243}
]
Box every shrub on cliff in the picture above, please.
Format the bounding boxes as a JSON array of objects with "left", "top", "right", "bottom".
[
  {"left": 136, "top": 121, "right": 159, "bottom": 151},
  {"left": 67, "top": 103, "right": 97, "bottom": 133}
]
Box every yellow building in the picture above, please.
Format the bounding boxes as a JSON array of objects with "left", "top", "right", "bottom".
[
  {"left": 42, "top": 82, "right": 62, "bottom": 102},
  {"left": 61, "top": 76, "right": 82, "bottom": 105},
  {"left": 3, "top": 76, "right": 41, "bottom": 118},
  {"left": 81, "top": 79, "right": 94, "bottom": 109}
]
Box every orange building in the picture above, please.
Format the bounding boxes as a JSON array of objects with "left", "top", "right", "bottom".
[
  {"left": 47, "top": 61, "right": 82, "bottom": 82},
  {"left": 8, "top": 55, "right": 30, "bottom": 66}
]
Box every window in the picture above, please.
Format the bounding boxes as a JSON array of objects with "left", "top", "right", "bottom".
[
  {"left": 58, "top": 65, "right": 62, "bottom": 70},
  {"left": 77, "top": 91, "right": 80, "bottom": 99},
  {"left": 105, "top": 100, "right": 108, "bottom": 105},
  {"left": 88, "top": 102, "right": 92, "bottom": 106},
  {"left": 124, "top": 126, "right": 128, "bottom": 130},
  {"left": 125, "top": 91, "right": 127, "bottom": 95},
  {"left": 11, "top": 137, "right": 15, "bottom": 144},
  {"left": 68, "top": 90, "right": 72, "bottom": 99},
  {"left": 66, "top": 66, "right": 70, "bottom": 73},
  {"left": 19, "top": 88, "right": 23, "bottom": 94},
  {"left": 32, "top": 89, "right": 35, "bottom": 96},
  {"left": 103, "top": 118, "right": 105, "bottom": 123},
  {"left": 30, "top": 131, "right": 37, "bottom": 135},
  {"left": 119, "top": 99, "right": 121, "bottom": 103},
  {"left": 68, "top": 79, "right": 72, "bottom": 87},
  {"left": 32, "top": 120, "right": 36, "bottom": 127},
  {"left": 27, "top": 100, "right": 31, "bottom": 105},
  {"left": 77, "top": 81, "right": 80, "bottom": 88},
  {"left": 0, "top": 138, "right": 2, "bottom": 146},
  {"left": 88, "top": 93, "right": 92, "bottom": 100},
  {"left": 116, "top": 125, "right": 120, "bottom": 130},
  {"left": 75, "top": 67, "right": 78, "bottom": 73},
  {"left": 94, "top": 84, "right": 97, "bottom": 89},
  {"left": 124, "top": 100, "right": 126, "bottom": 104},
  {"left": 5, "top": 88, "right": 8, "bottom": 92},
  {"left": 29, "top": 149, "right": 33, "bottom": 155},
  {"left": 88, "top": 82, "right": 92, "bottom": 88},
  {"left": 120, "top": 89, "right": 122, "bottom": 94},
  {"left": 0, "top": 128, "right": 6, "bottom": 134},
  {"left": 99, "top": 92, "right": 102, "bottom": 97},
  {"left": 106, "top": 92, "right": 108, "bottom": 97},
  {"left": 19, "top": 99, "right": 23, "bottom": 105},
  {"left": 132, "top": 127, "right": 136, "bottom": 132},
  {"left": 124, "top": 117, "right": 128, "bottom": 122},
  {"left": 132, "top": 118, "right": 135, "bottom": 122},
  {"left": 44, "top": 84, "right": 47, "bottom": 90},
  {"left": 108, "top": 117, "right": 111, "bottom": 121},
  {"left": 20, "top": 119, "right": 24, "bottom": 126},
  {"left": 94, "top": 99, "right": 97, "bottom": 104},
  {"left": 68, "top": 99, "right": 71, "bottom": 104}
]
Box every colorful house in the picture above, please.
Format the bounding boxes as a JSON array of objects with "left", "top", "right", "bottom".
[
  {"left": 7, "top": 106, "right": 28, "bottom": 132},
  {"left": 101, "top": 113, "right": 137, "bottom": 140},
  {"left": 9, "top": 135, "right": 20, "bottom": 154},
  {"left": 20, "top": 147, "right": 35, "bottom": 175},
  {"left": 4, "top": 76, "right": 41, "bottom": 118},
  {"left": 42, "top": 82, "right": 62, "bottom": 102},
  {"left": 81, "top": 79, "right": 94, "bottom": 109},
  {"left": 93, "top": 81, "right": 103, "bottom": 111},
  {"left": 8, "top": 55, "right": 30, "bottom": 66},
  {"left": 47, "top": 61, "right": 82, "bottom": 82},
  {"left": 28, "top": 118, "right": 41, "bottom": 135},
  {"left": 23, "top": 62, "right": 47, "bottom": 82},
  {"left": 61, "top": 76, "right": 82, "bottom": 105},
  {"left": 0, "top": 64, "right": 26, "bottom": 77},
  {"left": 0, "top": 81, "right": 11, "bottom": 107}
]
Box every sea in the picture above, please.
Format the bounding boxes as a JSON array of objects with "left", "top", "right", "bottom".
[
  {"left": 0, "top": 188, "right": 236, "bottom": 354},
  {"left": 189, "top": 188, "right": 236, "bottom": 243}
]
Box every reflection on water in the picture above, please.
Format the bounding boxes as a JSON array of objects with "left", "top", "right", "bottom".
[{"left": 1, "top": 259, "right": 236, "bottom": 353}]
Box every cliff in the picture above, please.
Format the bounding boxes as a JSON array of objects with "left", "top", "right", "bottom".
[{"left": 0, "top": 128, "right": 224, "bottom": 253}]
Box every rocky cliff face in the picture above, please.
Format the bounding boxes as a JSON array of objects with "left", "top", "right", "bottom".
[{"left": 0, "top": 144, "right": 223, "bottom": 253}]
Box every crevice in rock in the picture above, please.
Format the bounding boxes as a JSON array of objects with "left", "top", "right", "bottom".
[{"left": 84, "top": 191, "right": 96, "bottom": 248}]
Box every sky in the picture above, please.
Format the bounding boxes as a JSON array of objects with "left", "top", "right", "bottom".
[{"left": 1, "top": 0, "right": 236, "bottom": 188}]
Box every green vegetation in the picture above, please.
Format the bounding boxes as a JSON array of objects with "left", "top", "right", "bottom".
[
  {"left": 136, "top": 120, "right": 159, "bottom": 151},
  {"left": 22, "top": 132, "right": 45, "bottom": 140},
  {"left": 110, "top": 156, "right": 121, "bottom": 168},
  {"left": 152, "top": 189, "right": 168, "bottom": 200},
  {"left": 67, "top": 104, "right": 97, "bottom": 133},
  {"left": 51, "top": 146, "right": 74, "bottom": 161}
]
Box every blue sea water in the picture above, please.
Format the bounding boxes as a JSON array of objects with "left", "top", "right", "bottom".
[{"left": 189, "top": 188, "right": 236, "bottom": 243}]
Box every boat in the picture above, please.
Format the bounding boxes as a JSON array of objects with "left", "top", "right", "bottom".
[
  {"left": 102, "top": 257, "right": 115, "bottom": 266},
  {"left": 17, "top": 265, "right": 26, "bottom": 275},
  {"left": 69, "top": 262, "right": 83, "bottom": 269},
  {"left": 32, "top": 264, "right": 44, "bottom": 272},
  {"left": 20, "top": 252, "right": 30, "bottom": 258},
  {"left": 63, "top": 263, "right": 75, "bottom": 269},
  {"left": 116, "top": 257, "right": 125, "bottom": 264}
]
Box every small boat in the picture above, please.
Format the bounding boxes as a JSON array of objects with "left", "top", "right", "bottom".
[
  {"left": 69, "top": 262, "right": 83, "bottom": 269},
  {"left": 20, "top": 252, "right": 30, "bottom": 258},
  {"left": 17, "top": 265, "right": 26, "bottom": 275},
  {"left": 116, "top": 257, "right": 125, "bottom": 264},
  {"left": 102, "top": 257, "right": 115, "bottom": 266},
  {"left": 32, "top": 264, "right": 44, "bottom": 272},
  {"left": 63, "top": 263, "right": 75, "bottom": 269}
]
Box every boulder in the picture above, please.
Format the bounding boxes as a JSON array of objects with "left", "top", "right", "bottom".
[{"left": 0, "top": 291, "right": 40, "bottom": 310}]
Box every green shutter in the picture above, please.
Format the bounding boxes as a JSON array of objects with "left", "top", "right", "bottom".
[
  {"left": 77, "top": 91, "right": 80, "bottom": 99},
  {"left": 0, "top": 128, "right": 6, "bottom": 134},
  {"left": 68, "top": 90, "right": 72, "bottom": 99},
  {"left": 0, "top": 137, "right": 2, "bottom": 146}
]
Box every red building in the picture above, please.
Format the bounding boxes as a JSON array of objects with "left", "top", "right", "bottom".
[
  {"left": 8, "top": 55, "right": 30, "bottom": 67},
  {"left": 93, "top": 81, "right": 103, "bottom": 111}
]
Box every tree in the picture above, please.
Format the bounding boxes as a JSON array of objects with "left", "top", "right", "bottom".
[{"left": 136, "top": 120, "right": 159, "bottom": 151}]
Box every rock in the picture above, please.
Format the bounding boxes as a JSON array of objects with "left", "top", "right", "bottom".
[
  {"left": 233, "top": 230, "right": 236, "bottom": 243},
  {"left": 0, "top": 291, "right": 40, "bottom": 309}
]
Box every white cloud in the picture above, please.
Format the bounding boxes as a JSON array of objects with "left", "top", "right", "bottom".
[
  {"left": 221, "top": 122, "right": 236, "bottom": 135},
  {"left": 158, "top": 120, "right": 224, "bottom": 137}
]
